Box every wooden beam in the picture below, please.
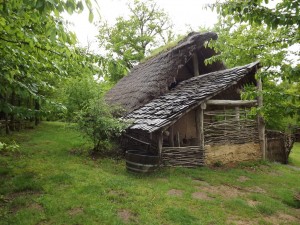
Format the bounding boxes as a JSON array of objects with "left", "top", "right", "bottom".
[
  {"left": 206, "top": 100, "right": 257, "bottom": 106},
  {"left": 192, "top": 53, "right": 199, "bottom": 76}
]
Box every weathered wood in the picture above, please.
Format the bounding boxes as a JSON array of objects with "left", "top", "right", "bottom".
[
  {"left": 235, "top": 106, "right": 240, "bottom": 133},
  {"left": 265, "top": 130, "right": 294, "bottom": 164},
  {"left": 199, "top": 105, "right": 205, "bottom": 151},
  {"left": 204, "top": 109, "right": 259, "bottom": 145},
  {"left": 121, "top": 62, "right": 260, "bottom": 133},
  {"left": 168, "top": 126, "right": 174, "bottom": 147},
  {"left": 162, "top": 146, "right": 205, "bottom": 167},
  {"left": 192, "top": 53, "right": 199, "bottom": 76},
  {"left": 196, "top": 104, "right": 205, "bottom": 159},
  {"left": 176, "top": 132, "right": 180, "bottom": 147},
  {"left": 158, "top": 131, "right": 163, "bottom": 157},
  {"left": 206, "top": 100, "right": 257, "bottom": 106},
  {"left": 195, "top": 108, "right": 201, "bottom": 145},
  {"left": 124, "top": 134, "right": 151, "bottom": 147},
  {"left": 257, "top": 77, "right": 266, "bottom": 160}
]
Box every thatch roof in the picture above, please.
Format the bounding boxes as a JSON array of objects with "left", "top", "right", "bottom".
[
  {"left": 105, "top": 32, "right": 225, "bottom": 113},
  {"left": 125, "top": 61, "right": 260, "bottom": 133}
]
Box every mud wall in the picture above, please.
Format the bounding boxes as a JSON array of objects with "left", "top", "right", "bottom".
[{"left": 205, "top": 143, "right": 262, "bottom": 165}]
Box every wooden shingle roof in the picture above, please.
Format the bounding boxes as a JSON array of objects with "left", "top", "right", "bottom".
[{"left": 125, "top": 61, "right": 260, "bottom": 133}]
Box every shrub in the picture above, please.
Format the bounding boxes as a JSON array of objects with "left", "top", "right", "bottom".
[{"left": 76, "top": 99, "right": 127, "bottom": 155}]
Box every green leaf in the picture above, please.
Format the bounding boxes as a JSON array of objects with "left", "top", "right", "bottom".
[{"left": 88, "top": 10, "right": 94, "bottom": 23}]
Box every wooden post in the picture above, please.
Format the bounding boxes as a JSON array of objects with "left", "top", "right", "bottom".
[
  {"left": 196, "top": 103, "right": 205, "bottom": 150},
  {"left": 257, "top": 77, "right": 266, "bottom": 160},
  {"left": 192, "top": 53, "right": 199, "bottom": 76},
  {"left": 200, "top": 103, "right": 206, "bottom": 151},
  {"left": 168, "top": 126, "right": 174, "bottom": 147},
  {"left": 235, "top": 106, "right": 240, "bottom": 139},
  {"left": 176, "top": 132, "right": 180, "bottom": 147},
  {"left": 158, "top": 131, "right": 163, "bottom": 157},
  {"left": 196, "top": 108, "right": 201, "bottom": 145}
]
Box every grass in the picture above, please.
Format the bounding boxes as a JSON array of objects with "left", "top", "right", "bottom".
[{"left": 0, "top": 122, "right": 300, "bottom": 225}]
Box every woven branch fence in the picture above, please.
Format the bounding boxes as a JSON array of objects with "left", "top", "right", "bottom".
[
  {"left": 204, "top": 109, "right": 259, "bottom": 145},
  {"left": 162, "top": 146, "right": 205, "bottom": 167}
]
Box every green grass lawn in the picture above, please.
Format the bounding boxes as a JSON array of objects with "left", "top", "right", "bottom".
[{"left": 0, "top": 122, "right": 300, "bottom": 225}]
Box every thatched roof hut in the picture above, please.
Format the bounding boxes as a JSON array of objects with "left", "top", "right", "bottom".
[
  {"left": 105, "top": 32, "right": 270, "bottom": 170},
  {"left": 105, "top": 32, "right": 225, "bottom": 113}
]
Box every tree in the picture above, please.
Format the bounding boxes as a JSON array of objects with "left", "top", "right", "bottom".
[
  {"left": 0, "top": 0, "right": 97, "bottom": 132},
  {"left": 206, "top": 13, "right": 300, "bottom": 130},
  {"left": 97, "top": 0, "right": 174, "bottom": 83},
  {"left": 212, "top": 0, "right": 300, "bottom": 31},
  {"left": 55, "top": 72, "right": 102, "bottom": 121}
]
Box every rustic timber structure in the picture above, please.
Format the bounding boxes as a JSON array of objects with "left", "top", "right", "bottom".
[{"left": 106, "top": 32, "right": 267, "bottom": 168}]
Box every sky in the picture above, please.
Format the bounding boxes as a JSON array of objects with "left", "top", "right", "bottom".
[{"left": 64, "top": 0, "right": 219, "bottom": 53}]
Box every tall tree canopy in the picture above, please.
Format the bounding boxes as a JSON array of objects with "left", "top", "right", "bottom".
[
  {"left": 0, "top": 0, "right": 97, "bottom": 131},
  {"left": 213, "top": 0, "right": 300, "bottom": 30},
  {"left": 97, "top": 0, "right": 174, "bottom": 83},
  {"left": 207, "top": 0, "right": 300, "bottom": 130}
]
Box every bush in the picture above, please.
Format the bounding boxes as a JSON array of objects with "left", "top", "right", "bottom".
[{"left": 76, "top": 99, "right": 127, "bottom": 155}]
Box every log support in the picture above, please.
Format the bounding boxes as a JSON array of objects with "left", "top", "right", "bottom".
[
  {"left": 196, "top": 103, "right": 206, "bottom": 151},
  {"left": 257, "top": 77, "right": 266, "bottom": 160},
  {"left": 158, "top": 131, "right": 163, "bottom": 157},
  {"left": 206, "top": 100, "right": 257, "bottom": 106},
  {"left": 176, "top": 132, "right": 180, "bottom": 147},
  {"left": 168, "top": 126, "right": 174, "bottom": 147}
]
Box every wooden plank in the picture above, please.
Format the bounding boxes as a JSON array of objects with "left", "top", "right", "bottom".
[{"left": 206, "top": 100, "right": 257, "bottom": 106}]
